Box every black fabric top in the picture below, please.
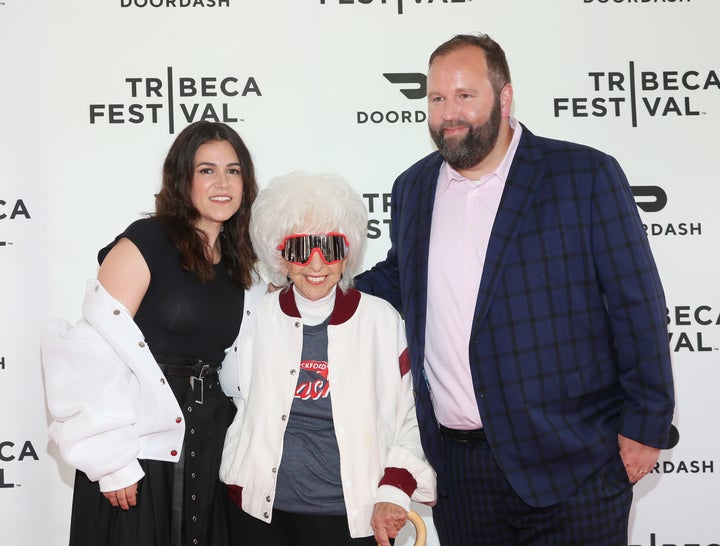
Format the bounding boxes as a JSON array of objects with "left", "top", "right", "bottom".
[{"left": 98, "top": 217, "right": 244, "bottom": 363}]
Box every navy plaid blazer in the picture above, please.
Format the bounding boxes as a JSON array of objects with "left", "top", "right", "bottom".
[{"left": 355, "top": 124, "right": 675, "bottom": 507}]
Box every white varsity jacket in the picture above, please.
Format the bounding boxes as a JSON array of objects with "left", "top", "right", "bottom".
[{"left": 219, "top": 286, "right": 437, "bottom": 538}]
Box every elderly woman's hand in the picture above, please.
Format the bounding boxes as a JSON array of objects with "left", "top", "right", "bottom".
[{"left": 371, "top": 502, "right": 408, "bottom": 546}]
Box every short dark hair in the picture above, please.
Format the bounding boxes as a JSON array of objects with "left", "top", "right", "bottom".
[
  {"left": 155, "top": 121, "right": 258, "bottom": 288},
  {"left": 429, "top": 33, "right": 511, "bottom": 95}
]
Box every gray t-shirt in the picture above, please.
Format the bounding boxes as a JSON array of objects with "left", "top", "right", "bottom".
[{"left": 274, "top": 316, "right": 346, "bottom": 515}]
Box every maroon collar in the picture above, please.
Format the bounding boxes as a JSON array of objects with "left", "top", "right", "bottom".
[{"left": 278, "top": 285, "right": 361, "bottom": 325}]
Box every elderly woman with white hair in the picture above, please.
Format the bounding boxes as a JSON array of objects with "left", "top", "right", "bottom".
[{"left": 219, "top": 172, "right": 436, "bottom": 546}]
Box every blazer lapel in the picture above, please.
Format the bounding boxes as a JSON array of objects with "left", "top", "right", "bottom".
[{"left": 471, "top": 128, "right": 546, "bottom": 335}]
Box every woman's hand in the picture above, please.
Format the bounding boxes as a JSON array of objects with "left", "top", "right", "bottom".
[
  {"left": 371, "top": 502, "right": 408, "bottom": 546},
  {"left": 103, "top": 482, "right": 139, "bottom": 510}
]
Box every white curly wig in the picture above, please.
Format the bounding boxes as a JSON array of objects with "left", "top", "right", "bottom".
[{"left": 250, "top": 171, "right": 368, "bottom": 290}]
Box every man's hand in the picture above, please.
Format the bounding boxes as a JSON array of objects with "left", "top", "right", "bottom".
[
  {"left": 371, "top": 502, "right": 408, "bottom": 546},
  {"left": 618, "top": 433, "right": 660, "bottom": 483},
  {"left": 103, "top": 482, "right": 139, "bottom": 510}
]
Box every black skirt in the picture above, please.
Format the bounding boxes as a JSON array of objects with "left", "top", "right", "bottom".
[{"left": 68, "top": 370, "right": 240, "bottom": 546}]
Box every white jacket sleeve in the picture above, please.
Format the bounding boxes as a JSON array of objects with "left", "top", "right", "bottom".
[{"left": 375, "top": 315, "right": 437, "bottom": 507}]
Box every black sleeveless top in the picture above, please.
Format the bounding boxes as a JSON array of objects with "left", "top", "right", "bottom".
[{"left": 98, "top": 217, "right": 244, "bottom": 362}]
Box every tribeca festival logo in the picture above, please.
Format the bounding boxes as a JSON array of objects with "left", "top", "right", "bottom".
[
  {"left": 0, "top": 440, "right": 40, "bottom": 489},
  {"left": 667, "top": 304, "right": 719, "bottom": 353},
  {"left": 554, "top": 62, "right": 718, "bottom": 127},
  {"left": 0, "top": 198, "right": 31, "bottom": 248},
  {"left": 319, "top": 0, "right": 471, "bottom": 16},
  {"left": 364, "top": 192, "right": 392, "bottom": 240},
  {"left": 0, "top": 355, "right": 41, "bottom": 489},
  {"left": 88, "top": 67, "right": 261, "bottom": 134}
]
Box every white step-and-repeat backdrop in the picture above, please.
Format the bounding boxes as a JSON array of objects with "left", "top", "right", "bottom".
[{"left": 2, "top": 1, "right": 718, "bottom": 544}]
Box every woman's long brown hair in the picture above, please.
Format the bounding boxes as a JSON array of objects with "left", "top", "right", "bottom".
[{"left": 154, "top": 121, "right": 258, "bottom": 288}]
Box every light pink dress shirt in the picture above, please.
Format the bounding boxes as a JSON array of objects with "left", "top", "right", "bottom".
[{"left": 424, "top": 118, "right": 522, "bottom": 429}]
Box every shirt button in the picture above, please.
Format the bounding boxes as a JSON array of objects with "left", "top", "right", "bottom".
[
  {"left": 290, "top": 369, "right": 296, "bottom": 375},
  {"left": 113, "top": 309, "right": 120, "bottom": 315},
  {"left": 171, "top": 450, "right": 178, "bottom": 456},
  {"left": 187, "top": 407, "right": 193, "bottom": 412},
  {"left": 160, "top": 378, "right": 166, "bottom": 385},
  {"left": 266, "top": 496, "right": 271, "bottom": 502},
  {"left": 138, "top": 341, "right": 146, "bottom": 348},
  {"left": 176, "top": 417, "right": 182, "bottom": 423},
  {"left": 272, "top": 467, "right": 277, "bottom": 473},
  {"left": 281, "top": 415, "right": 287, "bottom": 421},
  {"left": 294, "top": 321, "right": 301, "bottom": 328},
  {"left": 263, "top": 512, "right": 270, "bottom": 519}
]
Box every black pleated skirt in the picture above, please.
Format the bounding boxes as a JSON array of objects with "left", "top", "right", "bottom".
[{"left": 68, "top": 372, "right": 241, "bottom": 546}]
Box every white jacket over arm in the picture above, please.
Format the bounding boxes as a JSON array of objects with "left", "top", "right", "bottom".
[{"left": 42, "top": 279, "right": 185, "bottom": 492}]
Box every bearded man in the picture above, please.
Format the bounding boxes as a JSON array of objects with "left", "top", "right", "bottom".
[{"left": 355, "top": 33, "right": 675, "bottom": 546}]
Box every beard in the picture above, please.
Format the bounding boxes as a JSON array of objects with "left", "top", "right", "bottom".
[{"left": 429, "top": 95, "right": 502, "bottom": 171}]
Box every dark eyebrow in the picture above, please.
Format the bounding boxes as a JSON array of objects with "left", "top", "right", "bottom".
[{"left": 195, "top": 162, "right": 242, "bottom": 168}]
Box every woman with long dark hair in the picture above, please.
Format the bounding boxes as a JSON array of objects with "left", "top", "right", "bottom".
[{"left": 43, "top": 121, "right": 264, "bottom": 546}]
